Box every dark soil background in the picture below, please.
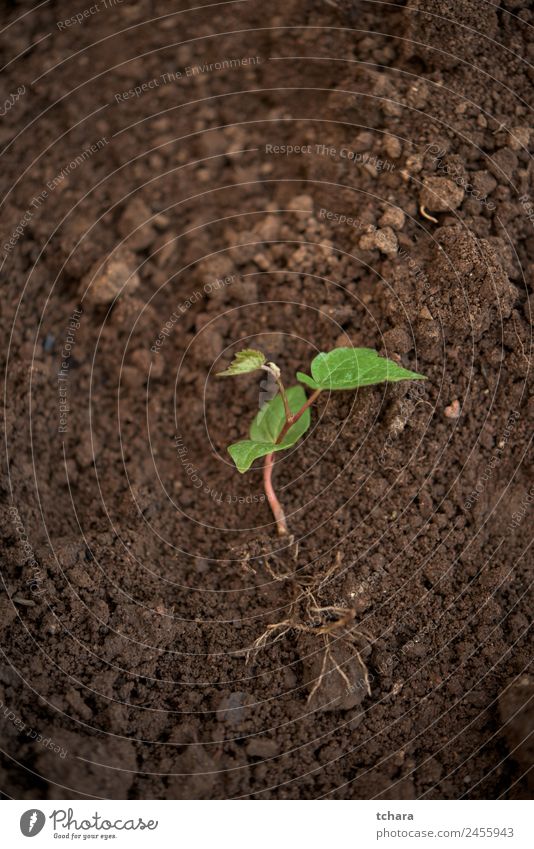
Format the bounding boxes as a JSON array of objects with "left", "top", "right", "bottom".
[{"left": 0, "top": 0, "right": 532, "bottom": 800}]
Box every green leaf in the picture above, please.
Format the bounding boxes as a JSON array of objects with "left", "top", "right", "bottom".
[
  {"left": 217, "top": 348, "right": 266, "bottom": 377},
  {"left": 296, "top": 371, "right": 319, "bottom": 390},
  {"left": 250, "top": 385, "right": 309, "bottom": 443},
  {"left": 228, "top": 385, "right": 311, "bottom": 472},
  {"left": 297, "top": 347, "right": 426, "bottom": 391},
  {"left": 228, "top": 440, "right": 283, "bottom": 473}
]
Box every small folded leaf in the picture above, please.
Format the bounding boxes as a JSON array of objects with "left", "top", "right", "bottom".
[
  {"left": 228, "top": 385, "right": 311, "bottom": 472},
  {"left": 296, "top": 371, "right": 320, "bottom": 390},
  {"left": 217, "top": 348, "right": 266, "bottom": 377},
  {"left": 297, "top": 347, "right": 426, "bottom": 391}
]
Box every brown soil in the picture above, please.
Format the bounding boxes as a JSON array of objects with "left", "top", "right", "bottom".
[{"left": 0, "top": 0, "right": 532, "bottom": 800}]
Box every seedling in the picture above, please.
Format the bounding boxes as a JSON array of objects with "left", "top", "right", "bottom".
[{"left": 218, "top": 347, "right": 426, "bottom": 535}]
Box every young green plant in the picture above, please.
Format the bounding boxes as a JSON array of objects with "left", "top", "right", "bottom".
[{"left": 217, "top": 347, "right": 426, "bottom": 535}]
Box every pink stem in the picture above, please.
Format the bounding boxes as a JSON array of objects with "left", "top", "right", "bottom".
[
  {"left": 262, "top": 389, "right": 322, "bottom": 535},
  {"left": 277, "top": 389, "right": 322, "bottom": 443},
  {"left": 263, "top": 453, "right": 288, "bottom": 536}
]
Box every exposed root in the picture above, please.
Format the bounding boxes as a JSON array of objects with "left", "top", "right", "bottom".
[
  {"left": 512, "top": 313, "right": 529, "bottom": 365},
  {"left": 243, "top": 614, "right": 372, "bottom": 698},
  {"left": 237, "top": 540, "right": 297, "bottom": 582},
  {"left": 304, "top": 620, "right": 373, "bottom": 702},
  {"left": 419, "top": 204, "right": 438, "bottom": 223},
  {"left": 306, "top": 637, "right": 331, "bottom": 705},
  {"left": 324, "top": 637, "right": 353, "bottom": 691},
  {"left": 239, "top": 552, "right": 255, "bottom": 575},
  {"left": 242, "top": 589, "right": 372, "bottom": 696},
  {"left": 243, "top": 621, "right": 295, "bottom": 661},
  {"left": 238, "top": 549, "right": 374, "bottom": 701},
  {"left": 262, "top": 552, "right": 295, "bottom": 583}
]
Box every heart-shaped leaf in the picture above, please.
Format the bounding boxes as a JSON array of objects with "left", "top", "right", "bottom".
[
  {"left": 217, "top": 348, "right": 266, "bottom": 377},
  {"left": 228, "top": 440, "right": 283, "bottom": 474},
  {"left": 250, "top": 385, "right": 309, "bottom": 443},
  {"left": 297, "top": 347, "right": 425, "bottom": 390},
  {"left": 228, "top": 385, "right": 310, "bottom": 472}
]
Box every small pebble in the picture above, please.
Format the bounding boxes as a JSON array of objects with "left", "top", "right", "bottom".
[
  {"left": 253, "top": 253, "right": 269, "bottom": 270},
  {"left": 379, "top": 207, "right": 405, "bottom": 230},
  {"left": 444, "top": 399, "right": 461, "bottom": 419},
  {"left": 131, "top": 348, "right": 164, "bottom": 379},
  {"left": 507, "top": 127, "right": 530, "bottom": 152},
  {"left": 383, "top": 326, "right": 413, "bottom": 354},
  {"left": 352, "top": 131, "right": 374, "bottom": 152},
  {"left": 420, "top": 176, "right": 464, "bottom": 212},
  {"left": 472, "top": 170, "right": 497, "bottom": 197},
  {"left": 287, "top": 194, "right": 314, "bottom": 212},
  {"left": 383, "top": 100, "right": 402, "bottom": 118},
  {"left": 246, "top": 738, "right": 278, "bottom": 758},
  {"left": 82, "top": 248, "right": 140, "bottom": 306},
  {"left": 383, "top": 136, "right": 402, "bottom": 159},
  {"left": 487, "top": 148, "right": 518, "bottom": 182},
  {"left": 405, "top": 152, "right": 424, "bottom": 173},
  {"left": 359, "top": 231, "right": 378, "bottom": 251},
  {"left": 374, "top": 227, "right": 399, "bottom": 257},
  {"left": 118, "top": 197, "right": 156, "bottom": 250},
  {"left": 42, "top": 333, "right": 55, "bottom": 353},
  {"left": 153, "top": 213, "right": 170, "bottom": 230},
  {"left": 419, "top": 306, "right": 434, "bottom": 320}
]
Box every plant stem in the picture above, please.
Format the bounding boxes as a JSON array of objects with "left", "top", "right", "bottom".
[
  {"left": 276, "top": 376, "right": 292, "bottom": 423},
  {"left": 263, "top": 363, "right": 292, "bottom": 423},
  {"left": 277, "top": 388, "right": 322, "bottom": 442},
  {"left": 263, "top": 388, "right": 322, "bottom": 536},
  {"left": 263, "top": 453, "right": 288, "bottom": 536}
]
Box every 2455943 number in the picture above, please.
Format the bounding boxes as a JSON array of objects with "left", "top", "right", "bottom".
[{"left": 464, "top": 828, "right": 514, "bottom": 838}]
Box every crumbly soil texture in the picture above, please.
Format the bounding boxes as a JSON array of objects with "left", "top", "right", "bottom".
[{"left": 0, "top": 0, "right": 532, "bottom": 800}]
